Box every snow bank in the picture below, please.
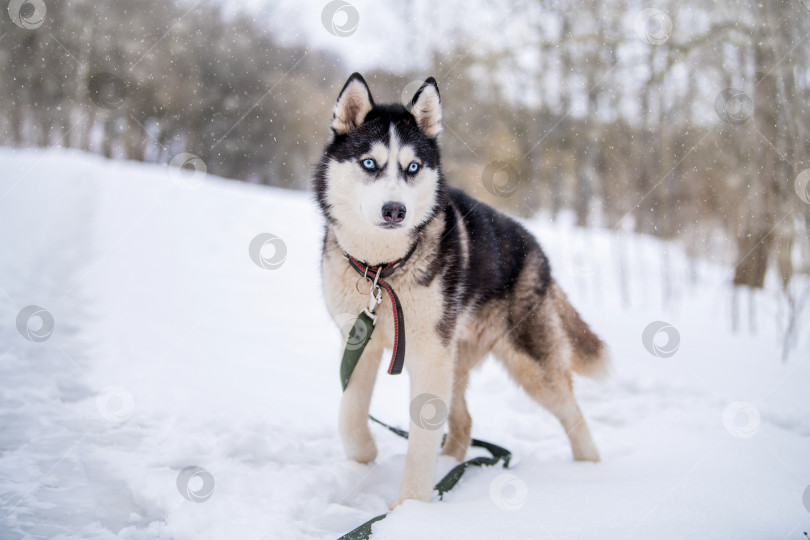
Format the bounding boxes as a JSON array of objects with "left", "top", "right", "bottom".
[{"left": 0, "top": 148, "right": 808, "bottom": 539}]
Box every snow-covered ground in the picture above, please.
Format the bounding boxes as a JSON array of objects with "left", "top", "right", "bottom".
[{"left": 0, "top": 148, "right": 808, "bottom": 540}]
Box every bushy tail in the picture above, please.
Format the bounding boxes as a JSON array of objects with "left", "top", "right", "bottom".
[{"left": 552, "top": 282, "right": 612, "bottom": 380}]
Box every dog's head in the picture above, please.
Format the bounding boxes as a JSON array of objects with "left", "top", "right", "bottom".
[{"left": 314, "top": 73, "right": 446, "bottom": 263}]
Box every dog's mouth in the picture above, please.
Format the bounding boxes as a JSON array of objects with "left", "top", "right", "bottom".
[{"left": 378, "top": 222, "right": 404, "bottom": 230}]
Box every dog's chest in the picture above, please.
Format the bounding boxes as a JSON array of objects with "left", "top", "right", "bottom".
[{"left": 321, "top": 251, "right": 446, "bottom": 348}]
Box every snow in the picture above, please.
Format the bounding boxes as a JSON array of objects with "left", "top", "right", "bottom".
[{"left": 1, "top": 148, "right": 808, "bottom": 539}]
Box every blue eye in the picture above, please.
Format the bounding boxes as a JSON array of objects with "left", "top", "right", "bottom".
[
  {"left": 361, "top": 158, "right": 376, "bottom": 170},
  {"left": 407, "top": 162, "right": 420, "bottom": 174}
]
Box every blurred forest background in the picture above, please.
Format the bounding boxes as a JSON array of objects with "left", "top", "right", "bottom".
[{"left": 1, "top": 0, "right": 808, "bottom": 346}]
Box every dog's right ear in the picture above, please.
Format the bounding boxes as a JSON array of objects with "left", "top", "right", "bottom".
[
  {"left": 331, "top": 73, "right": 374, "bottom": 135},
  {"left": 410, "top": 77, "right": 442, "bottom": 138}
]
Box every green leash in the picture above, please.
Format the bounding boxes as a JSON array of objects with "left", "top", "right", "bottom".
[{"left": 336, "top": 294, "right": 512, "bottom": 540}]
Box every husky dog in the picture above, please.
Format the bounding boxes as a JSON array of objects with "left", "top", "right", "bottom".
[{"left": 315, "top": 73, "right": 609, "bottom": 505}]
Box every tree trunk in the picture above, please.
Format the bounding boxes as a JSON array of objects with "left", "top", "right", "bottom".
[{"left": 733, "top": 25, "right": 781, "bottom": 289}]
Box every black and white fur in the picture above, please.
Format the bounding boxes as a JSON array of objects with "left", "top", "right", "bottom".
[{"left": 315, "top": 73, "right": 610, "bottom": 506}]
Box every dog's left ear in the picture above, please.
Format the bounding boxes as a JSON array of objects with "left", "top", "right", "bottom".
[
  {"left": 410, "top": 77, "right": 442, "bottom": 138},
  {"left": 331, "top": 73, "right": 375, "bottom": 135}
]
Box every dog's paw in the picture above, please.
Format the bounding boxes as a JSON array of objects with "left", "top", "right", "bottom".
[
  {"left": 344, "top": 434, "right": 377, "bottom": 464},
  {"left": 573, "top": 449, "right": 601, "bottom": 463},
  {"left": 572, "top": 442, "right": 600, "bottom": 463},
  {"left": 393, "top": 482, "right": 431, "bottom": 508},
  {"left": 390, "top": 493, "right": 427, "bottom": 511}
]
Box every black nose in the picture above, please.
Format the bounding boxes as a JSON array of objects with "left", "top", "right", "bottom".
[{"left": 381, "top": 201, "right": 406, "bottom": 224}]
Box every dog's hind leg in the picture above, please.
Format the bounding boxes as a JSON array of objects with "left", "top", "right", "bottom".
[
  {"left": 531, "top": 370, "right": 600, "bottom": 462},
  {"left": 493, "top": 304, "right": 601, "bottom": 463},
  {"left": 339, "top": 337, "right": 383, "bottom": 464},
  {"left": 440, "top": 341, "right": 487, "bottom": 462}
]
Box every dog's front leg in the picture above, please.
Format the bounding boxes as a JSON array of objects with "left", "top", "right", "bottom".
[
  {"left": 396, "top": 341, "right": 453, "bottom": 505},
  {"left": 339, "top": 337, "right": 383, "bottom": 464}
]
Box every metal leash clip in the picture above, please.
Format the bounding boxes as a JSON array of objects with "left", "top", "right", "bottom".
[{"left": 363, "top": 280, "right": 382, "bottom": 325}]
